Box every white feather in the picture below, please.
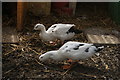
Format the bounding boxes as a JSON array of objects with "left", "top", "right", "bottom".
[
  {"left": 39, "top": 41, "right": 104, "bottom": 61},
  {"left": 34, "top": 23, "right": 76, "bottom": 42}
]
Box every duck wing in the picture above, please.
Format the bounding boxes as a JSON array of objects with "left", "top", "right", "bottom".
[
  {"left": 46, "top": 24, "right": 58, "bottom": 33},
  {"left": 58, "top": 41, "right": 104, "bottom": 60},
  {"left": 58, "top": 41, "right": 92, "bottom": 58},
  {"left": 50, "top": 24, "right": 75, "bottom": 38},
  {"left": 53, "top": 24, "right": 75, "bottom": 34}
]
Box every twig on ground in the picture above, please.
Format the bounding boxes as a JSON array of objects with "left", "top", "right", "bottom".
[
  {"left": 62, "top": 68, "right": 72, "bottom": 75},
  {"left": 4, "top": 48, "right": 16, "bottom": 56},
  {"left": 100, "top": 19, "right": 107, "bottom": 26},
  {"left": 90, "top": 57, "right": 96, "bottom": 63},
  {"left": 79, "top": 73, "right": 97, "bottom": 78},
  {"left": 28, "top": 47, "right": 42, "bottom": 55},
  {"left": 35, "top": 59, "right": 48, "bottom": 70},
  {"left": 4, "top": 69, "right": 14, "bottom": 75},
  {"left": 35, "top": 59, "right": 45, "bottom": 66},
  {"left": 99, "top": 58, "right": 109, "bottom": 70}
]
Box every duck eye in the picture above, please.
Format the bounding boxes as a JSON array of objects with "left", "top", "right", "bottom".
[
  {"left": 41, "top": 56, "right": 43, "bottom": 58},
  {"left": 35, "top": 26, "right": 38, "bottom": 28}
]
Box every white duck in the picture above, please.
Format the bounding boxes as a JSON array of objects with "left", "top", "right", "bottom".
[
  {"left": 39, "top": 41, "right": 104, "bottom": 69},
  {"left": 34, "top": 23, "right": 82, "bottom": 43}
]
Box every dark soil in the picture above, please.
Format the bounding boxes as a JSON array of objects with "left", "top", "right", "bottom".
[{"left": 2, "top": 3, "right": 120, "bottom": 79}]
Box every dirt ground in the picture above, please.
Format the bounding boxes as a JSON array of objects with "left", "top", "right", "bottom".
[{"left": 2, "top": 3, "right": 120, "bottom": 79}]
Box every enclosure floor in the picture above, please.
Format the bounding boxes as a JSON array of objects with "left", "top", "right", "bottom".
[{"left": 2, "top": 2, "right": 120, "bottom": 79}]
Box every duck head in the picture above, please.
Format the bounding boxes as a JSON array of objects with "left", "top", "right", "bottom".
[
  {"left": 34, "top": 23, "right": 45, "bottom": 30},
  {"left": 39, "top": 51, "right": 58, "bottom": 62}
]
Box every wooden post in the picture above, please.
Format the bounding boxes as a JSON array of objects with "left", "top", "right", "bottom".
[
  {"left": 17, "top": 1, "right": 24, "bottom": 31},
  {"left": 69, "top": 0, "right": 77, "bottom": 15}
]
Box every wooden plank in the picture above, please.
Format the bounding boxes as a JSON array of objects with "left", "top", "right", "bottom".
[
  {"left": 17, "top": 2, "right": 51, "bottom": 31},
  {"left": 87, "top": 34, "right": 97, "bottom": 43},
  {"left": 101, "top": 35, "right": 109, "bottom": 43},
  {"left": 86, "top": 34, "right": 120, "bottom": 44},
  {"left": 85, "top": 27, "right": 120, "bottom": 44},
  {"left": 93, "top": 35, "right": 101, "bottom": 43},
  {"left": 27, "top": 2, "right": 51, "bottom": 16}
]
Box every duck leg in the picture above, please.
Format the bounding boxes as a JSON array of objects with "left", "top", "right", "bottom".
[
  {"left": 48, "top": 39, "right": 59, "bottom": 46},
  {"left": 62, "top": 60, "right": 78, "bottom": 69},
  {"left": 49, "top": 41, "right": 57, "bottom": 45},
  {"left": 49, "top": 39, "right": 65, "bottom": 45},
  {"left": 53, "top": 39, "right": 64, "bottom": 45}
]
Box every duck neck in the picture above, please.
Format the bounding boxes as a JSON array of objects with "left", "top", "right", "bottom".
[
  {"left": 40, "top": 26, "right": 47, "bottom": 33},
  {"left": 50, "top": 51, "right": 64, "bottom": 61}
]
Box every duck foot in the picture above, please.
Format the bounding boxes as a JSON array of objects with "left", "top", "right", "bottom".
[{"left": 62, "top": 64, "right": 73, "bottom": 70}]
